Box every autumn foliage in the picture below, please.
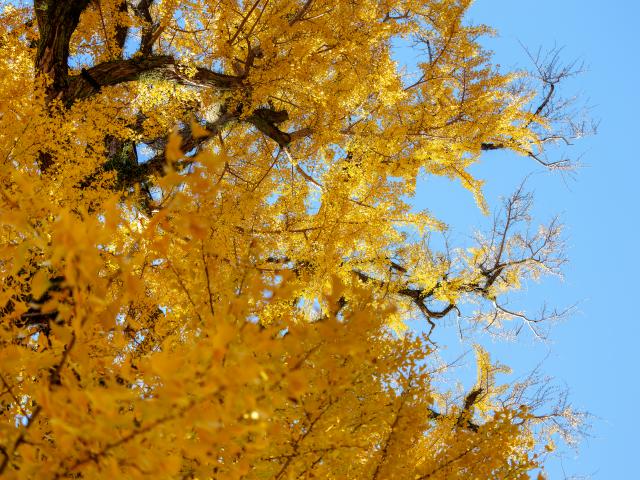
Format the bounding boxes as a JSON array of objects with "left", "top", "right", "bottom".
[{"left": 0, "top": 1, "right": 583, "bottom": 478}]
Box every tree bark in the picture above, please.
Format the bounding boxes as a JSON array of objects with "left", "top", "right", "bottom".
[
  {"left": 34, "top": 0, "right": 91, "bottom": 103},
  {"left": 66, "top": 56, "right": 244, "bottom": 103}
]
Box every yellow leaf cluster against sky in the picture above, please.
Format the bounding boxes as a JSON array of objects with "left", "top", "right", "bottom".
[{"left": 0, "top": 1, "right": 585, "bottom": 478}]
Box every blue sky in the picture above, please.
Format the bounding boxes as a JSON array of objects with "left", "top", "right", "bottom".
[{"left": 398, "top": 1, "right": 639, "bottom": 478}]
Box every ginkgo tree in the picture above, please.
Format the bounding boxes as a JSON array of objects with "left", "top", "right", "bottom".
[{"left": 0, "top": 0, "right": 588, "bottom": 478}]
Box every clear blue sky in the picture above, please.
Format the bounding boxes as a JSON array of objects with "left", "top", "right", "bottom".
[{"left": 399, "top": 1, "right": 638, "bottom": 478}]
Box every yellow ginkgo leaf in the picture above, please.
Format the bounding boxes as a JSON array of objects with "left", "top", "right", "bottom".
[
  {"left": 190, "top": 119, "right": 211, "bottom": 138},
  {"left": 166, "top": 128, "right": 183, "bottom": 163},
  {"left": 30, "top": 269, "right": 50, "bottom": 300}
]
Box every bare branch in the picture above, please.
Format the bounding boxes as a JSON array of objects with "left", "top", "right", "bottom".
[{"left": 482, "top": 46, "right": 595, "bottom": 172}]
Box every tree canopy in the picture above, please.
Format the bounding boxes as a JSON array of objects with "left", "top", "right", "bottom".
[{"left": 0, "top": 1, "right": 586, "bottom": 478}]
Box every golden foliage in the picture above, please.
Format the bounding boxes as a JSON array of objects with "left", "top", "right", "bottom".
[{"left": 0, "top": 1, "right": 578, "bottom": 478}]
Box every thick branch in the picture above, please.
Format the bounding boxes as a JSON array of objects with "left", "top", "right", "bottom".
[
  {"left": 113, "top": 1, "right": 129, "bottom": 56},
  {"left": 131, "top": 0, "right": 157, "bottom": 55},
  {"left": 66, "top": 55, "right": 244, "bottom": 103},
  {"left": 247, "top": 107, "right": 291, "bottom": 146},
  {"left": 34, "top": 0, "right": 92, "bottom": 102}
]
